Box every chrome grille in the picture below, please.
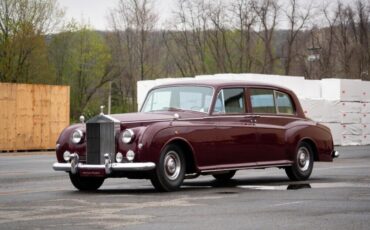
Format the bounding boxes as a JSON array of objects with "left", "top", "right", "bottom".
[{"left": 86, "top": 121, "right": 115, "bottom": 164}]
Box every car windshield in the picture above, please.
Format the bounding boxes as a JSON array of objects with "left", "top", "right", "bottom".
[{"left": 141, "top": 86, "right": 213, "bottom": 113}]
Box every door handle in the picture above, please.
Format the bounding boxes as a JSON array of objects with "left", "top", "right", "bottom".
[
  {"left": 252, "top": 115, "right": 260, "bottom": 123},
  {"left": 243, "top": 115, "right": 260, "bottom": 125},
  {"left": 244, "top": 115, "right": 260, "bottom": 123}
]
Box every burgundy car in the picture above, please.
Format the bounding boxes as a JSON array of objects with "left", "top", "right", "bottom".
[{"left": 53, "top": 80, "right": 338, "bottom": 191}]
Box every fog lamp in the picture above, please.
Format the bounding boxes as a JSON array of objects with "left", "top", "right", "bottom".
[
  {"left": 63, "top": 151, "right": 71, "bottom": 162},
  {"left": 126, "top": 150, "right": 135, "bottom": 161},
  {"left": 116, "top": 152, "right": 123, "bottom": 163}
]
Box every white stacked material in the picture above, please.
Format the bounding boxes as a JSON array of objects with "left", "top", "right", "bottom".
[
  {"left": 321, "top": 79, "right": 363, "bottom": 101},
  {"left": 362, "top": 103, "right": 370, "bottom": 113},
  {"left": 332, "top": 103, "right": 362, "bottom": 124},
  {"left": 292, "top": 88, "right": 365, "bottom": 145},
  {"left": 363, "top": 124, "right": 370, "bottom": 134},
  {"left": 342, "top": 134, "right": 363, "bottom": 145},
  {"left": 271, "top": 76, "right": 316, "bottom": 99},
  {"left": 300, "top": 99, "right": 326, "bottom": 121},
  {"left": 137, "top": 74, "right": 370, "bottom": 146},
  {"left": 340, "top": 113, "right": 362, "bottom": 124},
  {"left": 276, "top": 98, "right": 364, "bottom": 145},
  {"left": 196, "top": 73, "right": 241, "bottom": 81},
  {"left": 362, "top": 113, "right": 370, "bottom": 123},
  {"left": 364, "top": 124, "right": 370, "bottom": 145},
  {"left": 363, "top": 134, "right": 370, "bottom": 145},
  {"left": 300, "top": 100, "right": 362, "bottom": 123},
  {"left": 341, "top": 124, "right": 363, "bottom": 135},
  {"left": 319, "top": 123, "right": 363, "bottom": 145},
  {"left": 339, "top": 102, "right": 363, "bottom": 112},
  {"left": 362, "top": 100, "right": 370, "bottom": 145},
  {"left": 362, "top": 81, "right": 370, "bottom": 102},
  {"left": 301, "top": 80, "right": 322, "bottom": 99},
  {"left": 321, "top": 123, "right": 342, "bottom": 145},
  {"left": 194, "top": 74, "right": 215, "bottom": 80},
  {"left": 137, "top": 80, "right": 155, "bottom": 110}
]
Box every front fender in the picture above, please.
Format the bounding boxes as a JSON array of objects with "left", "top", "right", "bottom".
[
  {"left": 56, "top": 124, "right": 86, "bottom": 162},
  {"left": 139, "top": 122, "right": 201, "bottom": 167},
  {"left": 138, "top": 122, "right": 177, "bottom": 163}
]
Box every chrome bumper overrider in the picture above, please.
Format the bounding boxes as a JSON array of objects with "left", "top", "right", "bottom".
[
  {"left": 332, "top": 150, "right": 339, "bottom": 158},
  {"left": 52, "top": 153, "right": 155, "bottom": 175}
]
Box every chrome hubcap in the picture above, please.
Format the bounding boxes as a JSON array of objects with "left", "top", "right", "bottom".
[
  {"left": 164, "top": 151, "right": 181, "bottom": 180},
  {"left": 297, "top": 147, "right": 310, "bottom": 171}
]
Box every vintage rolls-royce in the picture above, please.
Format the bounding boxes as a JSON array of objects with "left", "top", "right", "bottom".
[{"left": 53, "top": 80, "right": 338, "bottom": 191}]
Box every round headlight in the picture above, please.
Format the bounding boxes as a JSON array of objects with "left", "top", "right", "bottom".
[
  {"left": 122, "top": 129, "right": 135, "bottom": 144},
  {"left": 63, "top": 151, "right": 71, "bottom": 161},
  {"left": 71, "top": 129, "right": 83, "bottom": 144},
  {"left": 116, "top": 152, "right": 123, "bottom": 163},
  {"left": 126, "top": 150, "right": 135, "bottom": 161}
]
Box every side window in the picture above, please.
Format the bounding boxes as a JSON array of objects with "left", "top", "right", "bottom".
[
  {"left": 275, "top": 91, "right": 295, "bottom": 114},
  {"left": 213, "top": 88, "right": 245, "bottom": 114},
  {"left": 250, "top": 89, "right": 276, "bottom": 114}
]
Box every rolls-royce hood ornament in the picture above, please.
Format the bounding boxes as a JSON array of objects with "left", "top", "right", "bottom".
[{"left": 100, "top": 105, "right": 105, "bottom": 115}]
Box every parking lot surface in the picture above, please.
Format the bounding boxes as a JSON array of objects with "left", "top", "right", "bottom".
[{"left": 0, "top": 146, "right": 369, "bottom": 229}]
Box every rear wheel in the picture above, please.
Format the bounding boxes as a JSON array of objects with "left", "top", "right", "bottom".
[
  {"left": 285, "top": 142, "right": 314, "bottom": 181},
  {"left": 150, "top": 144, "right": 185, "bottom": 192},
  {"left": 212, "top": 170, "right": 236, "bottom": 182},
  {"left": 69, "top": 173, "right": 105, "bottom": 191}
]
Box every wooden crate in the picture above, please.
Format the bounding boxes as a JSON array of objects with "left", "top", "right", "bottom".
[{"left": 0, "top": 83, "right": 70, "bottom": 151}]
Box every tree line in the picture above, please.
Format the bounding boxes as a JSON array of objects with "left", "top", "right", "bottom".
[{"left": 0, "top": 0, "right": 369, "bottom": 119}]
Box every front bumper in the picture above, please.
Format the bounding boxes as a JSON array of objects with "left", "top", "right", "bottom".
[{"left": 52, "top": 153, "right": 155, "bottom": 175}]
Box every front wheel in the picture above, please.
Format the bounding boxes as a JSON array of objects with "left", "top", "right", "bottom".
[
  {"left": 69, "top": 173, "right": 105, "bottom": 191},
  {"left": 150, "top": 144, "right": 186, "bottom": 192},
  {"left": 285, "top": 142, "right": 314, "bottom": 181}
]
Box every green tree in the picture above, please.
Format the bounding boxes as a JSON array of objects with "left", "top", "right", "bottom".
[
  {"left": 108, "top": 0, "right": 159, "bottom": 112},
  {"left": 48, "top": 22, "right": 79, "bottom": 85},
  {"left": 49, "top": 24, "right": 115, "bottom": 119},
  {"left": 0, "top": 0, "right": 63, "bottom": 83}
]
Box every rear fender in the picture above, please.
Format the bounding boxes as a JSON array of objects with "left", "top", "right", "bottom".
[{"left": 286, "top": 124, "right": 333, "bottom": 162}]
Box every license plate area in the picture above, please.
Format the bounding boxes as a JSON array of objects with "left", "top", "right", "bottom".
[{"left": 79, "top": 169, "right": 106, "bottom": 177}]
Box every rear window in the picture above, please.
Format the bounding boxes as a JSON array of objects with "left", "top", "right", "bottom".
[
  {"left": 250, "top": 88, "right": 295, "bottom": 115},
  {"left": 275, "top": 91, "right": 295, "bottom": 114},
  {"left": 250, "top": 89, "right": 276, "bottom": 113}
]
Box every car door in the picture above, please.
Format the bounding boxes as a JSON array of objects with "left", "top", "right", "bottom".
[
  {"left": 249, "top": 88, "right": 298, "bottom": 164},
  {"left": 205, "top": 87, "right": 258, "bottom": 168}
]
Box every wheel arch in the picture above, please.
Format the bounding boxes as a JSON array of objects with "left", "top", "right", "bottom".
[
  {"left": 299, "top": 138, "right": 319, "bottom": 161},
  {"left": 162, "top": 137, "right": 198, "bottom": 174}
]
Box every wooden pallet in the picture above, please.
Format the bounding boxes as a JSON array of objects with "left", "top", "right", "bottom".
[{"left": 0, "top": 83, "right": 70, "bottom": 151}]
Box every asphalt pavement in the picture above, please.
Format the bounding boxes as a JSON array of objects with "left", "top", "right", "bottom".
[{"left": 0, "top": 146, "right": 369, "bottom": 230}]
